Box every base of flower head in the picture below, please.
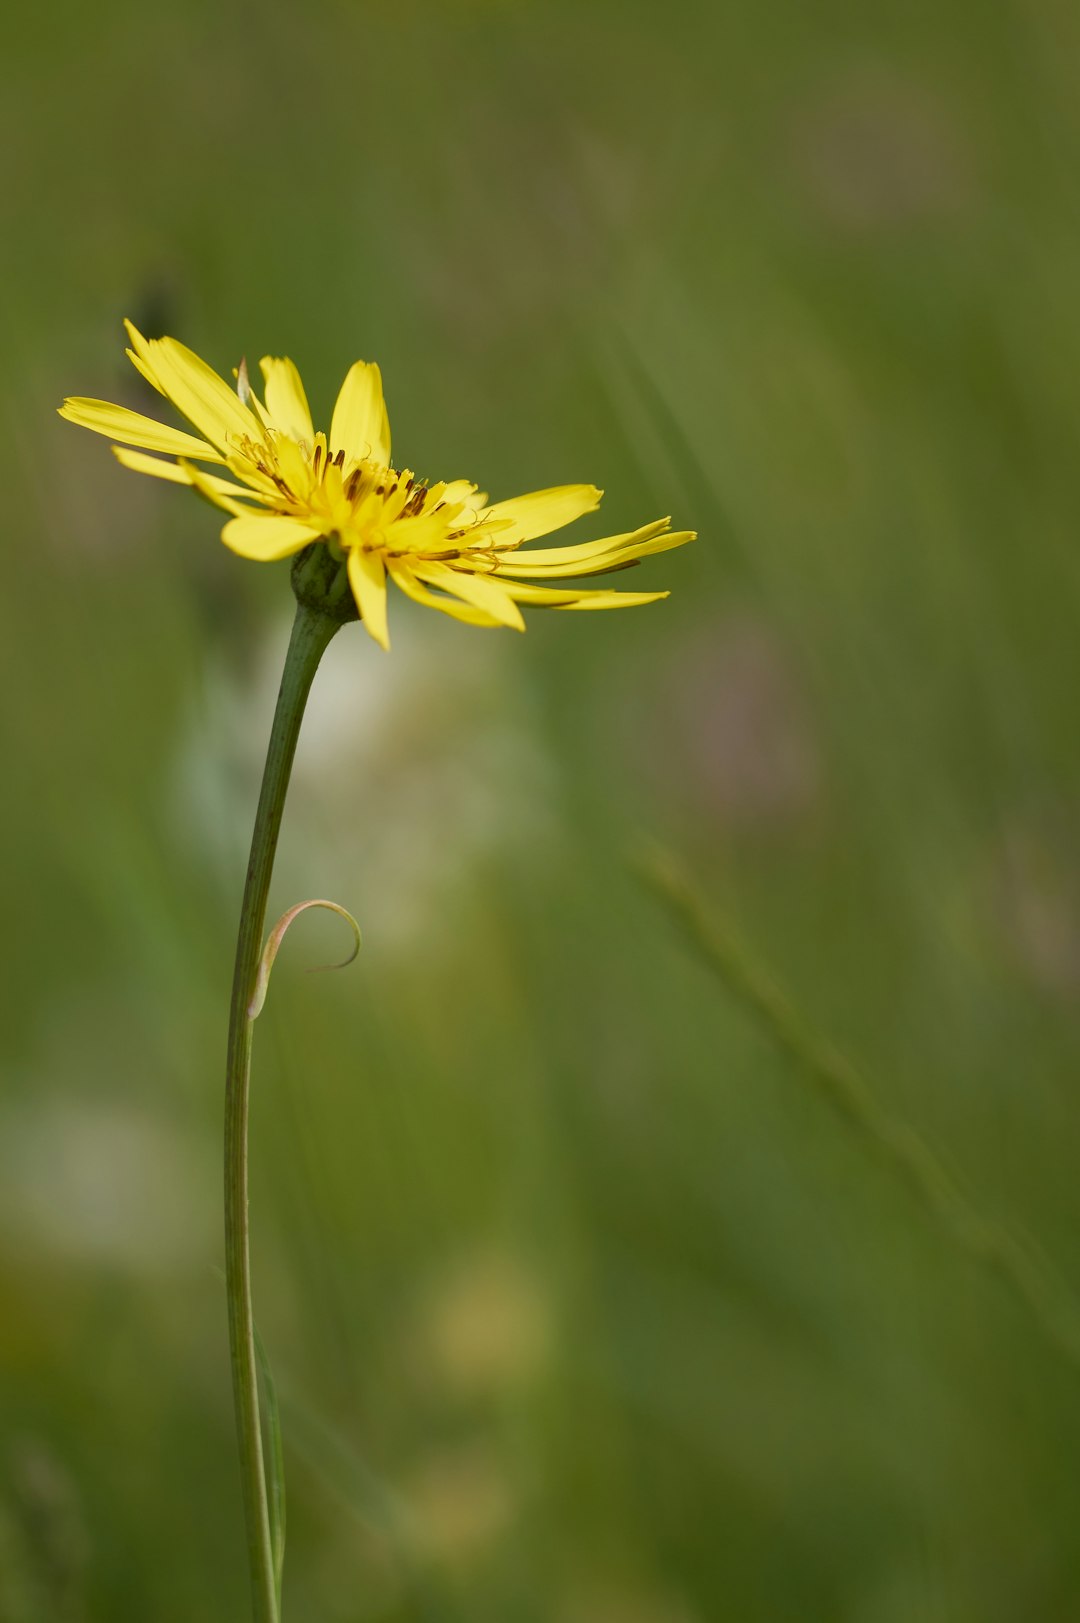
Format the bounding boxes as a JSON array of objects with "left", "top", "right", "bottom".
[{"left": 290, "top": 542, "right": 361, "bottom": 624}]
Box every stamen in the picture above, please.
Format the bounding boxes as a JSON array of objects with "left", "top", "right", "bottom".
[{"left": 462, "top": 549, "right": 499, "bottom": 573}]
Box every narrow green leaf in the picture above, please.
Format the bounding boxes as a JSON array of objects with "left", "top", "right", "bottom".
[
  {"left": 254, "top": 1328, "right": 286, "bottom": 1610},
  {"left": 634, "top": 840, "right": 1080, "bottom": 1372}
]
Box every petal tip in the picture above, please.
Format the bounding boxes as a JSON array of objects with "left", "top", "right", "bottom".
[{"left": 362, "top": 622, "right": 391, "bottom": 652}]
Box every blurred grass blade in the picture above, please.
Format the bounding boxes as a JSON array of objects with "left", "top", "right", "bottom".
[
  {"left": 224, "top": 1284, "right": 457, "bottom": 1621},
  {"left": 635, "top": 841, "right": 1080, "bottom": 1370},
  {"left": 592, "top": 325, "right": 734, "bottom": 551},
  {"left": 277, "top": 1387, "right": 462, "bottom": 1623},
  {"left": 254, "top": 1328, "right": 286, "bottom": 1610}
]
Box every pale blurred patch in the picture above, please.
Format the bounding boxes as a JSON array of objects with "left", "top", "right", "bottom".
[
  {"left": 415, "top": 1249, "right": 553, "bottom": 1397},
  {"left": 789, "top": 62, "right": 975, "bottom": 232},
  {"left": 0, "top": 1099, "right": 214, "bottom": 1270},
  {"left": 299, "top": 1523, "right": 405, "bottom": 1623},
  {"left": 0, "top": 1437, "right": 89, "bottom": 1623},
  {"left": 402, "top": 1441, "right": 515, "bottom": 1567},
  {"left": 171, "top": 606, "right": 559, "bottom": 951},
  {"left": 990, "top": 812, "right": 1080, "bottom": 998},
  {"left": 636, "top": 611, "right": 822, "bottom": 832}
]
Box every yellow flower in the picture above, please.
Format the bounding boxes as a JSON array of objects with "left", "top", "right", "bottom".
[{"left": 59, "top": 324, "right": 695, "bottom": 649}]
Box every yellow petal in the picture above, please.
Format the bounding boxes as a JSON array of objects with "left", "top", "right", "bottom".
[
  {"left": 58, "top": 398, "right": 224, "bottom": 461},
  {"left": 259, "top": 356, "right": 314, "bottom": 445},
  {"left": 507, "top": 518, "right": 667, "bottom": 568},
  {"left": 112, "top": 446, "right": 272, "bottom": 503},
  {"left": 346, "top": 549, "right": 391, "bottom": 649},
  {"left": 125, "top": 347, "right": 166, "bottom": 396},
  {"left": 330, "top": 361, "right": 391, "bottom": 469},
  {"left": 496, "top": 523, "right": 696, "bottom": 579},
  {"left": 221, "top": 514, "right": 323, "bottom": 561},
  {"left": 500, "top": 578, "right": 670, "bottom": 610},
  {"left": 412, "top": 562, "right": 525, "bottom": 630},
  {"left": 559, "top": 591, "right": 669, "bottom": 610},
  {"left": 479, "top": 484, "right": 602, "bottom": 544},
  {"left": 124, "top": 321, "right": 263, "bottom": 453},
  {"left": 383, "top": 511, "right": 455, "bottom": 555},
  {"left": 112, "top": 448, "right": 190, "bottom": 485},
  {"left": 271, "top": 435, "right": 316, "bottom": 503},
  {"left": 225, "top": 451, "right": 288, "bottom": 500},
  {"left": 439, "top": 480, "right": 482, "bottom": 509},
  {"left": 376, "top": 478, "right": 414, "bottom": 529},
  {"left": 388, "top": 564, "right": 504, "bottom": 628},
  {"left": 182, "top": 460, "right": 272, "bottom": 518}
]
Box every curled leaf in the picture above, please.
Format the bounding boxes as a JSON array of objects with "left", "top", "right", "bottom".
[{"left": 248, "top": 899, "right": 362, "bottom": 1020}]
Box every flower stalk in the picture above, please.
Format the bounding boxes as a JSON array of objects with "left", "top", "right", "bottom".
[{"left": 224, "top": 571, "right": 351, "bottom": 1623}]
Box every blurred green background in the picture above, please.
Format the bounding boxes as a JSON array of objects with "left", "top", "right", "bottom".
[{"left": 5, "top": 0, "right": 1080, "bottom": 1617}]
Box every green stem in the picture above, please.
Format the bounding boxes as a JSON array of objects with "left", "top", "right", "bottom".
[{"left": 224, "top": 597, "right": 341, "bottom": 1623}]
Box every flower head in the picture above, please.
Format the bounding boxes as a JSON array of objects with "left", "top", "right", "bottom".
[{"left": 60, "top": 325, "right": 695, "bottom": 649}]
